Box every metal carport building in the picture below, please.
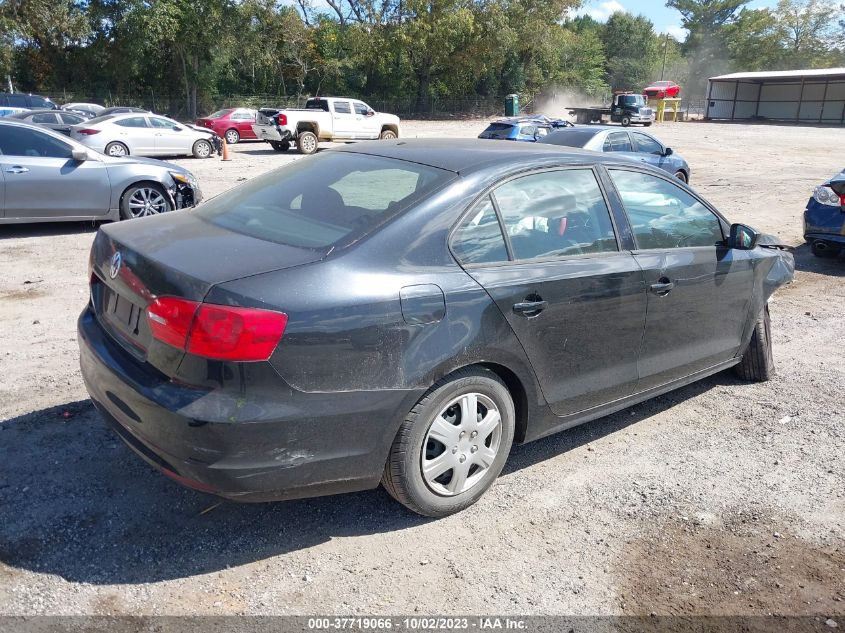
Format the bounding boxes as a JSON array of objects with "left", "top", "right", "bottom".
[{"left": 705, "top": 68, "right": 845, "bottom": 123}]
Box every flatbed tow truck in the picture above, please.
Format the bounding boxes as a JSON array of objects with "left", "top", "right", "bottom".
[{"left": 568, "top": 92, "right": 655, "bottom": 127}]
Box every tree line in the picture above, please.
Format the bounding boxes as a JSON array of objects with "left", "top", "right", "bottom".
[{"left": 1, "top": 0, "right": 843, "bottom": 118}]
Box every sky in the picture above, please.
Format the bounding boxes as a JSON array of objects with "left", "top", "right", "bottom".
[{"left": 574, "top": 0, "right": 780, "bottom": 40}]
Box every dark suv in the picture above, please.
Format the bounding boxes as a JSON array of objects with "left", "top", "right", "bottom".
[{"left": 0, "top": 92, "right": 58, "bottom": 116}]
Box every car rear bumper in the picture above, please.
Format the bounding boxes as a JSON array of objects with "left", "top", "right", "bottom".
[
  {"left": 804, "top": 198, "right": 845, "bottom": 243},
  {"left": 251, "top": 124, "right": 292, "bottom": 143},
  {"left": 77, "top": 306, "right": 420, "bottom": 502}
]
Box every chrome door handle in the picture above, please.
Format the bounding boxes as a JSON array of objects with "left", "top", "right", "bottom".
[
  {"left": 649, "top": 277, "right": 674, "bottom": 296},
  {"left": 5, "top": 166, "right": 29, "bottom": 174},
  {"left": 512, "top": 300, "right": 547, "bottom": 316}
]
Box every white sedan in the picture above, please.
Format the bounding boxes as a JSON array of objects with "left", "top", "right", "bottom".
[{"left": 70, "top": 113, "right": 218, "bottom": 159}]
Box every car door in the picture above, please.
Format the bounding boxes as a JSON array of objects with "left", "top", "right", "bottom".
[
  {"left": 331, "top": 100, "right": 357, "bottom": 139},
  {"left": 630, "top": 132, "right": 672, "bottom": 173},
  {"left": 112, "top": 116, "right": 155, "bottom": 154},
  {"left": 601, "top": 131, "right": 638, "bottom": 161},
  {"left": 353, "top": 101, "right": 380, "bottom": 138},
  {"left": 451, "top": 168, "right": 647, "bottom": 417},
  {"left": 606, "top": 167, "right": 755, "bottom": 391},
  {"left": 147, "top": 116, "right": 186, "bottom": 155},
  {"left": 0, "top": 125, "right": 111, "bottom": 219},
  {"left": 234, "top": 109, "right": 257, "bottom": 139}
]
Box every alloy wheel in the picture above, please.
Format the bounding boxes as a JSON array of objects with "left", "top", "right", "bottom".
[
  {"left": 107, "top": 143, "right": 127, "bottom": 157},
  {"left": 421, "top": 392, "right": 503, "bottom": 496},
  {"left": 127, "top": 187, "right": 168, "bottom": 218}
]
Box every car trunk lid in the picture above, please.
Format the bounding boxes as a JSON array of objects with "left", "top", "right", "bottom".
[{"left": 89, "top": 211, "right": 326, "bottom": 369}]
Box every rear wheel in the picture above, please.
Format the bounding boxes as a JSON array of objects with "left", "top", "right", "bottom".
[
  {"left": 224, "top": 128, "right": 240, "bottom": 145},
  {"left": 380, "top": 128, "right": 397, "bottom": 140},
  {"left": 105, "top": 141, "right": 129, "bottom": 157},
  {"left": 297, "top": 130, "right": 318, "bottom": 155},
  {"left": 735, "top": 305, "right": 775, "bottom": 382},
  {"left": 382, "top": 368, "right": 515, "bottom": 517},
  {"left": 192, "top": 139, "right": 213, "bottom": 158},
  {"left": 270, "top": 140, "right": 290, "bottom": 152},
  {"left": 120, "top": 183, "right": 171, "bottom": 220}
]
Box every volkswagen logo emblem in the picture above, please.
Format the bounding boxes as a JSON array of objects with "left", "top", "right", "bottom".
[{"left": 109, "top": 252, "right": 122, "bottom": 279}]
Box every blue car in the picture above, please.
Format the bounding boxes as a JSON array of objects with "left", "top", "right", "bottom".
[
  {"left": 478, "top": 115, "right": 574, "bottom": 142},
  {"left": 805, "top": 172, "right": 845, "bottom": 258},
  {"left": 538, "top": 126, "right": 691, "bottom": 183}
]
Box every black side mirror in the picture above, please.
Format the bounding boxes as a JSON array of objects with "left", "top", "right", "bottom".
[
  {"left": 663, "top": 147, "right": 673, "bottom": 156},
  {"left": 729, "top": 223, "right": 759, "bottom": 250},
  {"left": 172, "top": 126, "right": 182, "bottom": 131}
]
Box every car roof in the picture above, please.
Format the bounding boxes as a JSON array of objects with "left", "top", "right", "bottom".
[{"left": 333, "top": 138, "right": 624, "bottom": 174}]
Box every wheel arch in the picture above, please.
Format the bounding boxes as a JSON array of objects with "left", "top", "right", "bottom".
[
  {"left": 297, "top": 121, "right": 319, "bottom": 137},
  {"left": 118, "top": 179, "right": 173, "bottom": 216},
  {"left": 381, "top": 123, "right": 399, "bottom": 137}
]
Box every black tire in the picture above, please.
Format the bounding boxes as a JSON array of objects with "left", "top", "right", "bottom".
[
  {"left": 811, "top": 240, "right": 841, "bottom": 258},
  {"left": 224, "top": 128, "right": 240, "bottom": 145},
  {"left": 380, "top": 128, "right": 397, "bottom": 140},
  {"left": 643, "top": 122, "right": 653, "bottom": 127},
  {"left": 270, "top": 140, "right": 290, "bottom": 152},
  {"left": 382, "top": 367, "right": 515, "bottom": 517},
  {"left": 119, "top": 183, "right": 171, "bottom": 220},
  {"left": 675, "top": 170, "right": 688, "bottom": 184},
  {"left": 734, "top": 305, "right": 775, "bottom": 382},
  {"left": 105, "top": 141, "right": 129, "bottom": 157},
  {"left": 192, "top": 139, "right": 213, "bottom": 159},
  {"left": 296, "top": 130, "right": 318, "bottom": 155},
  {"left": 621, "top": 115, "right": 631, "bottom": 127}
]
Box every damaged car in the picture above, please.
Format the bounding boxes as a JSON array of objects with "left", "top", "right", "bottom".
[
  {"left": 78, "top": 139, "right": 793, "bottom": 518},
  {"left": 805, "top": 171, "right": 845, "bottom": 258},
  {"left": 0, "top": 119, "right": 201, "bottom": 223}
]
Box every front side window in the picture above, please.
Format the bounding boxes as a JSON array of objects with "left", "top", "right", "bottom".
[
  {"left": 0, "top": 126, "right": 72, "bottom": 158},
  {"left": 452, "top": 197, "right": 508, "bottom": 264},
  {"left": 492, "top": 169, "right": 618, "bottom": 260},
  {"left": 609, "top": 169, "right": 724, "bottom": 250},
  {"left": 603, "top": 132, "right": 632, "bottom": 153},
  {"left": 115, "top": 117, "right": 149, "bottom": 128},
  {"left": 632, "top": 132, "right": 662, "bottom": 155},
  {"left": 333, "top": 101, "right": 352, "bottom": 114},
  {"left": 353, "top": 101, "right": 370, "bottom": 115},
  {"left": 150, "top": 117, "right": 180, "bottom": 130},
  {"left": 196, "top": 152, "right": 453, "bottom": 249}
]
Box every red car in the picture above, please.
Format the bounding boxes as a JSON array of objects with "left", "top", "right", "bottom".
[
  {"left": 643, "top": 81, "right": 681, "bottom": 100},
  {"left": 195, "top": 108, "right": 258, "bottom": 145}
]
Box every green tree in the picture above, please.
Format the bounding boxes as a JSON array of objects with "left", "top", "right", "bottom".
[
  {"left": 773, "top": 0, "right": 839, "bottom": 67},
  {"left": 600, "top": 12, "right": 658, "bottom": 89}
]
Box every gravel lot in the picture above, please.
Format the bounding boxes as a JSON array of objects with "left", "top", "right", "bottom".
[{"left": 0, "top": 120, "right": 843, "bottom": 618}]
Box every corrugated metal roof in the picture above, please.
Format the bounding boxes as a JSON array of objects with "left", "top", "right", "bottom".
[{"left": 710, "top": 68, "right": 845, "bottom": 81}]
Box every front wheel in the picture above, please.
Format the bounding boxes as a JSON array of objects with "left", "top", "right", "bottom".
[
  {"left": 382, "top": 368, "right": 515, "bottom": 517},
  {"left": 270, "top": 140, "right": 290, "bottom": 152},
  {"left": 192, "top": 139, "right": 213, "bottom": 158},
  {"left": 120, "top": 183, "right": 171, "bottom": 220},
  {"left": 621, "top": 115, "right": 631, "bottom": 127},
  {"left": 380, "top": 128, "right": 397, "bottom": 140},
  {"left": 674, "top": 170, "right": 688, "bottom": 184},
  {"left": 296, "top": 131, "right": 318, "bottom": 155},
  {"left": 735, "top": 305, "right": 775, "bottom": 382}
]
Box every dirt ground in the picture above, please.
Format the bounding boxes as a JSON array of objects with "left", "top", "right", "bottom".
[{"left": 0, "top": 120, "right": 843, "bottom": 619}]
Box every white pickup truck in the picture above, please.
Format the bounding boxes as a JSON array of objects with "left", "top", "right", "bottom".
[{"left": 252, "top": 97, "right": 401, "bottom": 154}]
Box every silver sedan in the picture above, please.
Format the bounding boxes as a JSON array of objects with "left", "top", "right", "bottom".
[
  {"left": 70, "top": 112, "right": 218, "bottom": 159},
  {"left": 0, "top": 119, "right": 202, "bottom": 224}
]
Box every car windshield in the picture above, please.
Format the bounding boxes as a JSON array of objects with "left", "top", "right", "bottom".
[
  {"left": 620, "top": 95, "right": 646, "bottom": 106},
  {"left": 196, "top": 152, "right": 455, "bottom": 249},
  {"left": 206, "top": 109, "right": 232, "bottom": 119},
  {"left": 81, "top": 114, "right": 117, "bottom": 125},
  {"left": 479, "top": 123, "right": 514, "bottom": 139}
]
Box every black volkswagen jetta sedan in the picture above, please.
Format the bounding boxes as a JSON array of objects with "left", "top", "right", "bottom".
[{"left": 78, "top": 139, "right": 794, "bottom": 517}]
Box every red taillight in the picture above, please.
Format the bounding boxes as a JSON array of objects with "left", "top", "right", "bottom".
[
  {"left": 146, "top": 297, "right": 287, "bottom": 362},
  {"left": 76, "top": 128, "right": 101, "bottom": 135},
  {"left": 276, "top": 114, "right": 287, "bottom": 126},
  {"left": 839, "top": 194, "right": 845, "bottom": 207}
]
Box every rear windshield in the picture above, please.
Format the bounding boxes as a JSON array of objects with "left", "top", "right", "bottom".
[
  {"left": 479, "top": 123, "right": 514, "bottom": 139},
  {"left": 196, "top": 152, "right": 454, "bottom": 249},
  {"left": 82, "top": 114, "right": 117, "bottom": 126},
  {"left": 206, "top": 109, "right": 233, "bottom": 119},
  {"left": 305, "top": 98, "right": 330, "bottom": 111}
]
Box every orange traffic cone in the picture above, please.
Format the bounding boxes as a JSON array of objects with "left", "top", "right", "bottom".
[{"left": 221, "top": 136, "right": 231, "bottom": 161}]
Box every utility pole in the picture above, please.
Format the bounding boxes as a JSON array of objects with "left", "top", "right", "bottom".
[{"left": 661, "top": 32, "right": 669, "bottom": 81}]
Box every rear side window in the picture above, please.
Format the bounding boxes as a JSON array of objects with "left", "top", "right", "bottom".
[
  {"left": 603, "top": 132, "right": 632, "bottom": 152},
  {"left": 31, "top": 112, "right": 59, "bottom": 124},
  {"left": 609, "top": 169, "right": 724, "bottom": 249},
  {"left": 60, "top": 112, "right": 85, "bottom": 124},
  {"left": 452, "top": 197, "right": 508, "bottom": 264},
  {"left": 306, "top": 99, "right": 330, "bottom": 111},
  {"left": 333, "top": 101, "right": 352, "bottom": 114},
  {"left": 0, "top": 126, "right": 72, "bottom": 158},
  {"left": 492, "top": 169, "right": 618, "bottom": 259},
  {"left": 115, "top": 117, "right": 149, "bottom": 128},
  {"left": 196, "top": 152, "right": 453, "bottom": 249}
]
